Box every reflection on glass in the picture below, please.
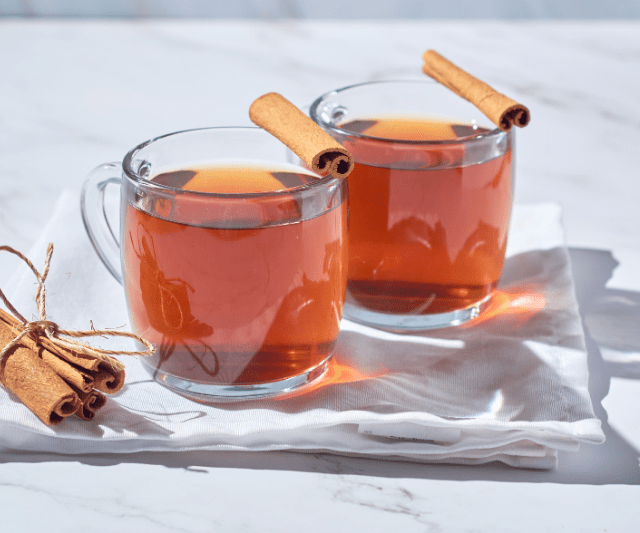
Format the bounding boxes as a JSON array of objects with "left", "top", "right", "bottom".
[
  {"left": 122, "top": 166, "right": 347, "bottom": 386},
  {"left": 341, "top": 117, "right": 512, "bottom": 315}
]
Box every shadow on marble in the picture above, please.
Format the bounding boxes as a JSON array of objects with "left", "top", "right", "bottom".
[
  {"left": 570, "top": 248, "right": 640, "bottom": 378},
  {"left": 558, "top": 247, "right": 640, "bottom": 485}
]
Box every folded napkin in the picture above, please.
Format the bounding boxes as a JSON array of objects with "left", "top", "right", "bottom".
[{"left": 0, "top": 190, "right": 604, "bottom": 469}]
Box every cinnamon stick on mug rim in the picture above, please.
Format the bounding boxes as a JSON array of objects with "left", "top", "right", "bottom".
[
  {"left": 249, "top": 92, "right": 354, "bottom": 178},
  {"left": 422, "top": 50, "right": 530, "bottom": 131}
]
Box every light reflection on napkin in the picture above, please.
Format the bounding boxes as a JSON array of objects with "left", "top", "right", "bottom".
[{"left": 0, "top": 190, "right": 604, "bottom": 469}]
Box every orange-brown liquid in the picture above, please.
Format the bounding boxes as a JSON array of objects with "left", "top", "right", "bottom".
[
  {"left": 340, "top": 118, "right": 512, "bottom": 314},
  {"left": 122, "top": 166, "right": 347, "bottom": 385}
]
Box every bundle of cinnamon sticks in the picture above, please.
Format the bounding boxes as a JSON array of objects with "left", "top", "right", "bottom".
[{"left": 0, "top": 308, "right": 124, "bottom": 425}]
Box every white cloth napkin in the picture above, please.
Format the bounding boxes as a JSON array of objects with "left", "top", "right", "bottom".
[{"left": 0, "top": 190, "right": 604, "bottom": 469}]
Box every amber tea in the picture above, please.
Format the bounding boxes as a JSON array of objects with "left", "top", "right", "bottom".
[
  {"left": 339, "top": 117, "right": 512, "bottom": 316},
  {"left": 121, "top": 165, "right": 347, "bottom": 388}
]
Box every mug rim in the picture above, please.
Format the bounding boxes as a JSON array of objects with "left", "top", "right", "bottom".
[
  {"left": 121, "top": 126, "right": 341, "bottom": 199},
  {"left": 309, "top": 79, "right": 508, "bottom": 146}
]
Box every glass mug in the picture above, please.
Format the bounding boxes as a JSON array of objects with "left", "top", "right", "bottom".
[
  {"left": 81, "top": 127, "right": 348, "bottom": 399},
  {"left": 310, "top": 80, "right": 514, "bottom": 330}
]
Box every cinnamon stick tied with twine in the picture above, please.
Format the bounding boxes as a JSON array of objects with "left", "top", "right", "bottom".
[
  {"left": 0, "top": 244, "right": 154, "bottom": 425},
  {"left": 0, "top": 320, "right": 81, "bottom": 425},
  {"left": 422, "top": 50, "right": 530, "bottom": 131},
  {"left": 249, "top": 92, "right": 354, "bottom": 178},
  {"left": 0, "top": 308, "right": 120, "bottom": 423}
]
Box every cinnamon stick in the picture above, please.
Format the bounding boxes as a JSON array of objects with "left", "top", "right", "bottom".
[
  {"left": 1, "top": 309, "right": 125, "bottom": 392},
  {"left": 93, "top": 365, "right": 125, "bottom": 394},
  {"left": 0, "top": 325, "right": 81, "bottom": 427},
  {"left": 73, "top": 388, "right": 107, "bottom": 421},
  {"left": 38, "top": 335, "right": 124, "bottom": 373},
  {"left": 38, "top": 336, "right": 102, "bottom": 371},
  {"left": 40, "top": 349, "right": 94, "bottom": 393},
  {"left": 38, "top": 335, "right": 125, "bottom": 392},
  {"left": 249, "top": 92, "right": 354, "bottom": 177},
  {"left": 0, "top": 308, "right": 108, "bottom": 392},
  {"left": 0, "top": 308, "right": 124, "bottom": 425},
  {"left": 422, "top": 50, "right": 530, "bottom": 131}
]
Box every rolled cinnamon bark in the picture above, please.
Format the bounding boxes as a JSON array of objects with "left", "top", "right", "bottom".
[
  {"left": 249, "top": 92, "right": 354, "bottom": 177},
  {"left": 422, "top": 50, "right": 530, "bottom": 131},
  {"left": 73, "top": 388, "right": 107, "bottom": 421},
  {"left": 38, "top": 336, "right": 101, "bottom": 371},
  {"left": 0, "top": 308, "right": 121, "bottom": 425},
  {"left": 0, "top": 308, "right": 125, "bottom": 393},
  {"left": 40, "top": 349, "right": 94, "bottom": 393},
  {"left": 37, "top": 335, "right": 126, "bottom": 393},
  {"left": 93, "top": 364, "right": 125, "bottom": 394},
  {"left": 38, "top": 336, "right": 124, "bottom": 373},
  {"left": 0, "top": 341, "right": 81, "bottom": 425}
]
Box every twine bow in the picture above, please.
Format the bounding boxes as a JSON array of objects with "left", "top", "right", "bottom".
[{"left": 0, "top": 244, "right": 154, "bottom": 371}]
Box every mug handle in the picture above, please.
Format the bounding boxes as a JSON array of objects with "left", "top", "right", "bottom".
[{"left": 80, "top": 163, "right": 123, "bottom": 284}]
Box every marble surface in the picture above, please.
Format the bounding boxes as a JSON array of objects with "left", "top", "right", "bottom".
[
  {"left": 0, "top": 19, "right": 639, "bottom": 532},
  {"left": 4, "top": 1, "right": 640, "bottom": 19}
]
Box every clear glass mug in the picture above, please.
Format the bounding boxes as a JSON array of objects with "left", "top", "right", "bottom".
[
  {"left": 81, "top": 127, "right": 348, "bottom": 399},
  {"left": 310, "top": 80, "right": 514, "bottom": 330}
]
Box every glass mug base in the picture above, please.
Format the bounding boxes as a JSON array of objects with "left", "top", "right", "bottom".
[
  {"left": 342, "top": 293, "right": 493, "bottom": 331},
  {"left": 140, "top": 353, "right": 332, "bottom": 401}
]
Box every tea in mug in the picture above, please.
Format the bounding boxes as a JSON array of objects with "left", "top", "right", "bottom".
[
  {"left": 340, "top": 117, "right": 512, "bottom": 315},
  {"left": 122, "top": 165, "right": 347, "bottom": 386}
]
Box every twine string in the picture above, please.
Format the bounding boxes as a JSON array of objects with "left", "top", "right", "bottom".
[{"left": 0, "top": 244, "right": 154, "bottom": 370}]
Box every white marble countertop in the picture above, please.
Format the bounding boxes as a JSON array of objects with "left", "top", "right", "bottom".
[{"left": 0, "top": 19, "right": 639, "bottom": 532}]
